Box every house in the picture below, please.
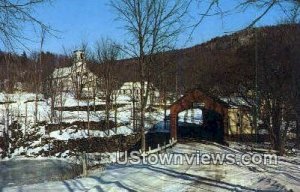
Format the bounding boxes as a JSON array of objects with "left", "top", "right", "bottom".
[
  {"left": 51, "top": 50, "right": 99, "bottom": 98},
  {"left": 118, "top": 81, "right": 160, "bottom": 104},
  {"left": 221, "top": 97, "right": 254, "bottom": 136}
]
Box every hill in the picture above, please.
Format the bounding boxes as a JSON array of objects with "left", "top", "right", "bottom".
[
  {"left": 108, "top": 24, "right": 299, "bottom": 97},
  {"left": 0, "top": 24, "right": 299, "bottom": 97}
]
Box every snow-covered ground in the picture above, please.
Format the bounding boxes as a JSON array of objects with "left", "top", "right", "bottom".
[
  {"left": 3, "top": 142, "right": 299, "bottom": 192},
  {"left": 0, "top": 92, "right": 167, "bottom": 158},
  {"left": 3, "top": 92, "right": 298, "bottom": 191},
  {"left": 49, "top": 126, "right": 134, "bottom": 141},
  {"left": 0, "top": 92, "right": 201, "bottom": 138},
  {"left": 0, "top": 92, "right": 133, "bottom": 125}
]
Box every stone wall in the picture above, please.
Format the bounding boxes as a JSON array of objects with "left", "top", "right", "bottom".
[
  {"left": 48, "top": 134, "right": 141, "bottom": 155},
  {"left": 45, "top": 120, "right": 117, "bottom": 134}
]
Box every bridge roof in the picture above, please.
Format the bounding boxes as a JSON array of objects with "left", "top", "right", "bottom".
[{"left": 170, "top": 88, "right": 230, "bottom": 109}]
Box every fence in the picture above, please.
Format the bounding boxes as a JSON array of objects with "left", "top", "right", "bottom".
[{"left": 140, "top": 138, "right": 177, "bottom": 157}]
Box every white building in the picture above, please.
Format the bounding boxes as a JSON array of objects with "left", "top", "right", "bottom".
[
  {"left": 51, "top": 50, "right": 99, "bottom": 98},
  {"left": 119, "top": 81, "right": 160, "bottom": 104}
]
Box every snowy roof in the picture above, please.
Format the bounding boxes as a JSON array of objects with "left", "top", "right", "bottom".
[
  {"left": 220, "top": 97, "right": 252, "bottom": 108},
  {"left": 52, "top": 67, "right": 72, "bottom": 79},
  {"left": 120, "top": 81, "right": 155, "bottom": 90}
]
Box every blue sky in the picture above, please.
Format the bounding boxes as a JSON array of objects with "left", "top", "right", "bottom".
[{"left": 23, "top": 0, "right": 286, "bottom": 54}]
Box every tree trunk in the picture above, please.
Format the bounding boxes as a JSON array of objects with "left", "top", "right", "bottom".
[
  {"left": 163, "top": 90, "right": 167, "bottom": 130},
  {"left": 25, "top": 102, "right": 28, "bottom": 131},
  {"left": 105, "top": 95, "right": 110, "bottom": 135},
  {"left": 114, "top": 94, "right": 118, "bottom": 133},
  {"left": 296, "top": 117, "right": 300, "bottom": 148},
  {"left": 105, "top": 76, "right": 111, "bottom": 135},
  {"left": 132, "top": 98, "right": 136, "bottom": 131},
  {"left": 294, "top": 102, "right": 300, "bottom": 148},
  {"left": 34, "top": 94, "right": 38, "bottom": 124},
  {"left": 273, "top": 125, "right": 283, "bottom": 154},
  {"left": 59, "top": 84, "right": 63, "bottom": 134},
  {"left": 272, "top": 102, "right": 284, "bottom": 155},
  {"left": 140, "top": 80, "right": 146, "bottom": 152},
  {"left": 87, "top": 97, "right": 90, "bottom": 137},
  {"left": 50, "top": 94, "right": 55, "bottom": 123}
]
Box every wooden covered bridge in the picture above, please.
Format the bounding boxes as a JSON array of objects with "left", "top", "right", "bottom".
[{"left": 169, "top": 89, "right": 229, "bottom": 144}]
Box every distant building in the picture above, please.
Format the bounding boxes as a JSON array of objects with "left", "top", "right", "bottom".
[
  {"left": 51, "top": 50, "right": 99, "bottom": 98},
  {"left": 118, "top": 81, "right": 160, "bottom": 104},
  {"left": 221, "top": 97, "right": 254, "bottom": 136}
]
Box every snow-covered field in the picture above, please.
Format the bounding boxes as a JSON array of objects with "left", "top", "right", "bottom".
[
  {"left": 3, "top": 142, "right": 299, "bottom": 192},
  {"left": 49, "top": 126, "right": 134, "bottom": 141},
  {"left": 2, "top": 92, "right": 299, "bottom": 191},
  {"left": 0, "top": 92, "right": 167, "bottom": 158},
  {"left": 0, "top": 92, "right": 134, "bottom": 126}
]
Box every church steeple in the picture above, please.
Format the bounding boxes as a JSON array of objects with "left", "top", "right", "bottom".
[
  {"left": 73, "top": 50, "right": 85, "bottom": 63},
  {"left": 72, "top": 50, "right": 87, "bottom": 71}
]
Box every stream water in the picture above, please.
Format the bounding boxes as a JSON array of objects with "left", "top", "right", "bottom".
[{"left": 0, "top": 159, "right": 82, "bottom": 188}]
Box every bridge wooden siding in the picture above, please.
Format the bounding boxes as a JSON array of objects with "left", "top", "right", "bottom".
[{"left": 169, "top": 89, "right": 229, "bottom": 142}]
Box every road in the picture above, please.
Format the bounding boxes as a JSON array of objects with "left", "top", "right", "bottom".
[{"left": 2, "top": 142, "right": 299, "bottom": 192}]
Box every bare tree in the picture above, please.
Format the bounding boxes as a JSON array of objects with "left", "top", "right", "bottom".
[
  {"left": 1, "top": 53, "right": 17, "bottom": 156},
  {"left": 93, "top": 38, "right": 120, "bottom": 134},
  {"left": 0, "top": 0, "right": 52, "bottom": 50},
  {"left": 74, "top": 42, "right": 94, "bottom": 136},
  {"left": 111, "top": 0, "right": 189, "bottom": 152},
  {"left": 233, "top": 26, "right": 300, "bottom": 154},
  {"left": 33, "top": 29, "right": 46, "bottom": 124},
  {"left": 111, "top": 87, "right": 121, "bottom": 133},
  {"left": 58, "top": 79, "right": 68, "bottom": 134},
  {"left": 288, "top": 28, "right": 300, "bottom": 148},
  {"left": 192, "top": 0, "right": 300, "bottom": 31},
  {"left": 46, "top": 65, "right": 59, "bottom": 123}
]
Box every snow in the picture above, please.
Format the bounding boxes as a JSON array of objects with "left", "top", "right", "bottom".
[
  {"left": 115, "top": 95, "right": 132, "bottom": 103},
  {"left": 0, "top": 92, "right": 135, "bottom": 129},
  {"left": 0, "top": 91, "right": 168, "bottom": 159},
  {"left": 3, "top": 142, "right": 300, "bottom": 191},
  {"left": 52, "top": 67, "right": 72, "bottom": 78},
  {"left": 178, "top": 108, "right": 202, "bottom": 124},
  {"left": 4, "top": 92, "right": 299, "bottom": 191},
  {"left": 0, "top": 92, "right": 50, "bottom": 125},
  {"left": 0, "top": 91, "right": 149, "bottom": 145},
  {"left": 116, "top": 126, "right": 134, "bottom": 135},
  {"left": 220, "top": 97, "right": 251, "bottom": 108},
  {"left": 49, "top": 126, "right": 133, "bottom": 141}
]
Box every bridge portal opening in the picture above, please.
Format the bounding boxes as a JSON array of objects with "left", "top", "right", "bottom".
[
  {"left": 176, "top": 108, "right": 224, "bottom": 143},
  {"left": 177, "top": 108, "right": 203, "bottom": 139},
  {"left": 170, "top": 89, "right": 228, "bottom": 144}
]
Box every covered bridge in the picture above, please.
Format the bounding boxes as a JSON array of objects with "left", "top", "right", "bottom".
[{"left": 170, "top": 89, "right": 229, "bottom": 144}]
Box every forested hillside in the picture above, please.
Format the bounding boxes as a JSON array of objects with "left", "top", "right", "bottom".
[{"left": 1, "top": 24, "right": 299, "bottom": 98}]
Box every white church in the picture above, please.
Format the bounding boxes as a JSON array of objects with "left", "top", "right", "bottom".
[{"left": 51, "top": 50, "right": 99, "bottom": 98}]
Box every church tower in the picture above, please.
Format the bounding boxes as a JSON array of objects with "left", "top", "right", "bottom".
[
  {"left": 74, "top": 50, "right": 85, "bottom": 62},
  {"left": 73, "top": 50, "right": 86, "bottom": 70}
]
